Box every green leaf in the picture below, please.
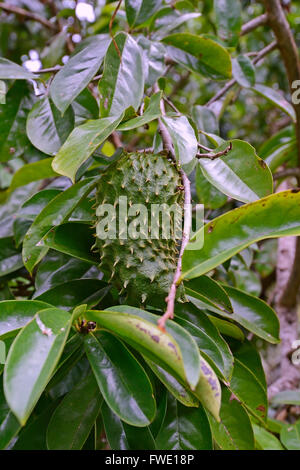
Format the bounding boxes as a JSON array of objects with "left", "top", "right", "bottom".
[
  {"left": 137, "top": 37, "right": 166, "bottom": 87},
  {"left": 182, "top": 190, "right": 300, "bottom": 280},
  {"left": 47, "top": 373, "right": 102, "bottom": 450},
  {"left": 0, "top": 300, "right": 52, "bottom": 339},
  {"left": 34, "top": 251, "right": 93, "bottom": 297},
  {"left": 4, "top": 307, "right": 71, "bottom": 425},
  {"left": 26, "top": 97, "right": 74, "bottom": 156},
  {"left": 0, "top": 81, "right": 32, "bottom": 162},
  {"left": 198, "top": 140, "right": 273, "bottom": 203},
  {"left": 0, "top": 81, "right": 6, "bottom": 104},
  {"left": 196, "top": 166, "right": 228, "bottom": 209},
  {"left": 17, "top": 189, "right": 62, "bottom": 220},
  {"left": 229, "top": 359, "right": 268, "bottom": 422},
  {"left": 214, "top": 0, "right": 242, "bottom": 46},
  {"left": 161, "top": 115, "right": 198, "bottom": 174},
  {"left": 35, "top": 279, "right": 109, "bottom": 311},
  {"left": 156, "top": 394, "right": 212, "bottom": 450},
  {"left": 207, "top": 315, "right": 244, "bottom": 341},
  {"left": 50, "top": 35, "right": 110, "bottom": 114},
  {"left": 193, "top": 356, "right": 221, "bottom": 421},
  {"left": 272, "top": 390, "right": 300, "bottom": 406},
  {"left": 125, "top": 0, "right": 162, "bottom": 27},
  {"left": 280, "top": 422, "right": 300, "bottom": 450},
  {"left": 208, "top": 388, "right": 255, "bottom": 450},
  {"left": 0, "top": 58, "right": 36, "bottom": 80},
  {"left": 232, "top": 55, "right": 256, "bottom": 88},
  {"left": 231, "top": 340, "right": 267, "bottom": 392},
  {"left": 145, "top": 359, "right": 200, "bottom": 407},
  {"left": 118, "top": 91, "right": 162, "bottom": 130},
  {"left": 99, "top": 33, "right": 144, "bottom": 117},
  {"left": 52, "top": 114, "right": 123, "bottom": 182},
  {"left": 221, "top": 286, "right": 280, "bottom": 343},
  {"left": 42, "top": 222, "right": 98, "bottom": 265},
  {"left": 22, "top": 177, "right": 96, "bottom": 273},
  {"left": 153, "top": 12, "right": 202, "bottom": 40},
  {"left": 102, "top": 402, "right": 156, "bottom": 450},
  {"left": 184, "top": 275, "right": 233, "bottom": 315},
  {"left": 251, "top": 84, "right": 296, "bottom": 122},
  {"left": 85, "top": 331, "right": 156, "bottom": 426},
  {"left": 85, "top": 306, "right": 201, "bottom": 390},
  {"left": 253, "top": 424, "right": 284, "bottom": 450},
  {"left": 162, "top": 33, "right": 232, "bottom": 80},
  {"left": 0, "top": 237, "right": 23, "bottom": 276},
  {"left": 5, "top": 159, "right": 57, "bottom": 200},
  {"left": 175, "top": 303, "right": 234, "bottom": 381},
  {"left": 0, "top": 377, "right": 21, "bottom": 449}
]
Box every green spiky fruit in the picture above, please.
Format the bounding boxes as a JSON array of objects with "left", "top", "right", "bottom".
[{"left": 94, "top": 151, "right": 185, "bottom": 307}]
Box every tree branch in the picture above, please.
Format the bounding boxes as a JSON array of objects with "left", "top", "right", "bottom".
[
  {"left": 0, "top": 2, "right": 57, "bottom": 30},
  {"left": 206, "top": 41, "right": 277, "bottom": 106},
  {"left": 273, "top": 168, "right": 300, "bottom": 180},
  {"left": 196, "top": 142, "right": 232, "bottom": 160},
  {"left": 153, "top": 85, "right": 191, "bottom": 331},
  {"left": 241, "top": 13, "right": 268, "bottom": 36}
]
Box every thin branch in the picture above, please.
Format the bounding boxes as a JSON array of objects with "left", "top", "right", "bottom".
[
  {"left": 153, "top": 85, "right": 191, "bottom": 331},
  {"left": 33, "top": 65, "right": 62, "bottom": 74},
  {"left": 0, "top": 2, "right": 57, "bottom": 30},
  {"left": 196, "top": 142, "right": 232, "bottom": 160},
  {"left": 241, "top": 13, "right": 268, "bottom": 36},
  {"left": 273, "top": 168, "right": 300, "bottom": 180},
  {"left": 109, "top": 0, "right": 122, "bottom": 60},
  {"left": 206, "top": 41, "right": 277, "bottom": 106}
]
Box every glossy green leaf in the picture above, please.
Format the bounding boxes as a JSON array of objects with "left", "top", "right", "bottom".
[
  {"left": 137, "top": 37, "right": 166, "bottom": 87},
  {"left": 35, "top": 279, "right": 109, "bottom": 311},
  {"left": 85, "top": 306, "right": 201, "bottom": 390},
  {"left": 7, "top": 159, "right": 58, "bottom": 196},
  {"left": 47, "top": 373, "right": 102, "bottom": 450},
  {"left": 162, "top": 33, "right": 232, "bottom": 80},
  {"left": 214, "top": 0, "right": 242, "bottom": 46},
  {"left": 193, "top": 356, "right": 221, "bottom": 421},
  {"left": 232, "top": 55, "right": 256, "bottom": 88},
  {"left": 22, "top": 177, "right": 96, "bottom": 273},
  {"left": 99, "top": 33, "right": 144, "bottom": 117},
  {"left": 85, "top": 331, "right": 156, "bottom": 426},
  {"left": 208, "top": 387, "right": 254, "bottom": 450},
  {"left": 72, "top": 88, "right": 99, "bottom": 125},
  {"left": 156, "top": 394, "right": 212, "bottom": 450},
  {"left": 221, "top": 285, "right": 280, "bottom": 343},
  {"left": 145, "top": 359, "right": 199, "bottom": 407},
  {"left": 207, "top": 315, "right": 244, "bottom": 341},
  {"left": 253, "top": 424, "right": 284, "bottom": 450},
  {"left": 280, "top": 422, "right": 300, "bottom": 450},
  {"left": 118, "top": 92, "right": 162, "bottom": 130},
  {"left": 102, "top": 402, "right": 156, "bottom": 450},
  {"left": 0, "top": 237, "right": 23, "bottom": 276},
  {"left": 252, "top": 84, "right": 296, "bottom": 122},
  {"left": 199, "top": 140, "right": 273, "bottom": 203},
  {"left": 0, "top": 377, "right": 20, "bottom": 449},
  {"left": 153, "top": 12, "right": 202, "bottom": 40},
  {"left": 272, "top": 390, "right": 300, "bottom": 406},
  {"left": 4, "top": 308, "right": 71, "bottom": 425},
  {"left": 0, "top": 81, "right": 32, "bottom": 161},
  {"left": 18, "top": 189, "right": 62, "bottom": 220},
  {"left": 34, "top": 251, "right": 92, "bottom": 297},
  {"left": 231, "top": 340, "right": 266, "bottom": 392},
  {"left": 229, "top": 359, "right": 267, "bottom": 422},
  {"left": 182, "top": 190, "right": 300, "bottom": 280},
  {"left": 52, "top": 114, "right": 123, "bottom": 182},
  {"left": 161, "top": 115, "right": 197, "bottom": 174},
  {"left": 184, "top": 275, "right": 233, "bottom": 315},
  {"left": 196, "top": 164, "right": 227, "bottom": 210},
  {"left": 42, "top": 222, "right": 98, "bottom": 265},
  {"left": 0, "top": 300, "right": 52, "bottom": 339},
  {"left": 26, "top": 97, "right": 74, "bottom": 155},
  {"left": 175, "top": 303, "right": 234, "bottom": 381},
  {"left": 50, "top": 35, "right": 110, "bottom": 114},
  {"left": 125, "top": 0, "right": 162, "bottom": 27},
  {"left": 0, "top": 58, "right": 36, "bottom": 80}
]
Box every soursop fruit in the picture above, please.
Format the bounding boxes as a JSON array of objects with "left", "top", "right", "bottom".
[{"left": 94, "top": 151, "right": 185, "bottom": 307}]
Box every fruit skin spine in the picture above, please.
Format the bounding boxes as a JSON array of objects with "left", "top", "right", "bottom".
[{"left": 94, "top": 151, "right": 185, "bottom": 307}]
